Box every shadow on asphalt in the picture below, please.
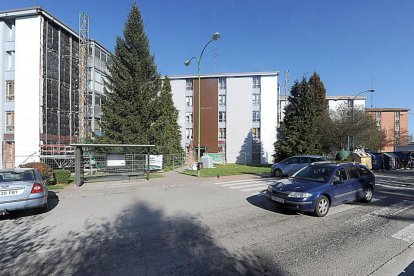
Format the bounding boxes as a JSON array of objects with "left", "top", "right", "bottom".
[
  {"left": 0, "top": 191, "right": 59, "bottom": 220},
  {"left": 1, "top": 201, "right": 285, "bottom": 275},
  {"left": 246, "top": 193, "right": 300, "bottom": 216}
]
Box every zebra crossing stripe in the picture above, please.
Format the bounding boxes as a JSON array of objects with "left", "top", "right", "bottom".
[
  {"left": 218, "top": 179, "right": 274, "bottom": 187},
  {"left": 392, "top": 223, "right": 414, "bottom": 243},
  {"left": 240, "top": 185, "right": 270, "bottom": 192},
  {"left": 229, "top": 183, "right": 271, "bottom": 189}
]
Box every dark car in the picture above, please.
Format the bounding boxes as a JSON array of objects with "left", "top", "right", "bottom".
[{"left": 266, "top": 162, "right": 375, "bottom": 217}]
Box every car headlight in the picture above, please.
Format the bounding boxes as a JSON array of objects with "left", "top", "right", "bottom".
[
  {"left": 287, "top": 192, "right": 312, "bottom": 198},
  {"left": 267, "top": 185, "right": 273, "bottom": 192}
]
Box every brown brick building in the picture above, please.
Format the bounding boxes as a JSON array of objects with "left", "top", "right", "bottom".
[{"left": 366, "top": 108, "right": 410, "bottom": 152}]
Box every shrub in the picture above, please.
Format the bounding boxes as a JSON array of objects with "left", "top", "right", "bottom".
[
  {"left": 53, "top": 170, "right": 71, "bottom": 184},
  {"left": 20, "top": 162, "right": 53, "bottom": 180}
]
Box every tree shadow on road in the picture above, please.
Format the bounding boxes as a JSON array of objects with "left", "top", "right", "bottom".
[{"left": 1, "top": 201, "right": 285, "bottom": 275}]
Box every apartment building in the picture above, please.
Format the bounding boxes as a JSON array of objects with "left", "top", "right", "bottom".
[
  {"left": 366, "top": 108, "right": 409, "bottom": 152},
  {"left": 0, "top": 7, "right": 110, "bottom": 168},
  {"left": 170, "top": 72, "right": 279, "bottom": 165}
]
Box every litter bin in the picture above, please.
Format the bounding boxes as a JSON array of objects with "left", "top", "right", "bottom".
[
  {"left": 352, "top": 150, "right": 372, "bottom": 169},
  {"left": 368, "top": 152, "right": 383, "bottom": 170},
  {"left": 383, "top": 153, "right": 396, "bottom": 170}
]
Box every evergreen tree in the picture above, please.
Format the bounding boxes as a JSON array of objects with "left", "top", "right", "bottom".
[
  {"left": 274, "top": 73, "right": 328, "bottom": 161},
  {"left": 100, "top": 5, "right": 182, "bottom": 154},
  {"left": 148, "top": 77, "right": 183, "bottom": 154}
]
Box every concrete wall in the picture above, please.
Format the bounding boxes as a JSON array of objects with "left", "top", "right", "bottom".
[
  {"left": 261, "top": 75, "right": 278, "bottom": 163},
  {"left": 170, "top": 79, "right": 186, "bottom": 149},
  {"left": 14, "top": 15, "right": 41, "bottom": 165},
  {"left": 227, "top": 77, "right": 252, "bottom": 164}
]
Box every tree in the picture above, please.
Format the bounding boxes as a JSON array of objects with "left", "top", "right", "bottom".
[
  {"left": 148, "top": 77, "right": 183, "bottom": 154},
  {"left": 322, "top": 103, "right": 385, "bottom": 153},
  {"left": 274, "top": 73, "right": 328, "bottom": 161},
  {"left": 100, "top": 5, "right": 182, "bottom": 154}
]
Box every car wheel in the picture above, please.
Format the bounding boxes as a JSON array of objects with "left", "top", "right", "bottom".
[
  {"left": 361, "top": 187, "right": 373, "bottom": 203},
  {"left": 274, "top": 169, "right": 283, "bottom": 177},
  {"left": 314, "top": 195, "right": 330, "bottom": 217}
]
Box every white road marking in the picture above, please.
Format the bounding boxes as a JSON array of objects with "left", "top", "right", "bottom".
[
  {"left": 346, "top": 200, "right": 414, "bottom": 226},
  {"left": 392, "top": 223, "right": 414, "bottom": 243},
  {"left": 215, "top": 178, "right": 275, "bottom": 185},
  {"left": 327, "top": 196, "right": 385, "bottom": 216},
  {"left": 229, "top": 183, "right": 271, "bottom": 189},
  {"left": 240, "top": 185, "right": 271, "bottom": 192}
]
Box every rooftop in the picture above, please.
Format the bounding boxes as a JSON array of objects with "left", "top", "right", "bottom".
[{"left": 168, "top": 71, "right": 279, "bottom": 80}]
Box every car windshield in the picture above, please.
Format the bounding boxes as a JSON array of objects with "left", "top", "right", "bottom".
[
  {"left": 0, "top": 170, "right": 35, "bottom": 182},
  {"left": 291, "top": 166, "right": 334, "bottom": 182}
]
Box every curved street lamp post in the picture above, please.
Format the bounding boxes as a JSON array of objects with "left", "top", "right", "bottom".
[{"left": 185, "top": 32, "right": 221, "bottom": 177}]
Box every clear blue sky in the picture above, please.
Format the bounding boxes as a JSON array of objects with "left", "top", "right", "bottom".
[{"left": 1, "top": 0, "right": 413, "bottom": 135}]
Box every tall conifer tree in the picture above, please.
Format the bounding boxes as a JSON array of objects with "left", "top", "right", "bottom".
[
  {"left": 274, "top": 73, "right": 328, "bottom": 161},
  {"left": 100, "top": 5, "right": 182, "bottom": 154}
]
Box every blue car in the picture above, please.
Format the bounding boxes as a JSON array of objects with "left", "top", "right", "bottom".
[{"left": 266, "top": 162, "right": 375, "bottom": 217}]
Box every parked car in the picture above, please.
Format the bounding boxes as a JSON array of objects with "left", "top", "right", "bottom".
[
  {"left": 271, "top": 155, "right": 328, "bottom": 177},
  {"left": 0, "top": 168, "right": 48, "bottom": 215},
  {"left": 266, "top": 162, "right": 375, "bottom": 217}
]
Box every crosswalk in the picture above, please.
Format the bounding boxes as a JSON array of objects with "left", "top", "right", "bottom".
[{"left": 214, "top": 178, "right": 275, "bottom": 195}]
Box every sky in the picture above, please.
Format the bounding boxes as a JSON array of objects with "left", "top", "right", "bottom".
[{"left": 1, "top": 0, "right": 413, "bottom": 134}]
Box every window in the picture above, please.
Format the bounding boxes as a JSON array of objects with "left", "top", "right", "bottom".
[
  {"left": 6, "top": 51, "right": 14, "bottom": 70},
  {"left": 253, "top": 76, "right": 261, "bottom": 88},
  {"left": 334, "top": 168, "right": 348, "bottom": 182},
  {"left": 219, "top": 128, "right": 226, "bottom": 139},
  {"left": 358, "top": 166, "right": 371, "bottom": 176},
  {"left": 252, "top": 128, "right": 260, "bottom": 140},
  {"left": 6, "top": 80, "right": 14, "bottom": 101},
  {"left": 253, "top": 111, "right": 260, "bottom": 122},
  {"left": 185, "top": 112, "right": 193, "bottom": 123},
  {"left": 218, "top": 95, "right": 226, "bottom": 105},
  {"left": 348, "top": 166, "right": 360, "bottom": 179},
  {"left": 253, "top": 93, "right": 260, "bottom": 105},
  {"left": 186, "top": 96, "right": 193, "bottom": 107},
  {"left": 347, "top": 99, "right": 354, "bottom": 108},
  {"left": 186, "top": 79, "right": 193, "bottom": 90},
  {"left": 299, "top": 157, "right": 312, "bottom": 163},
  {"left": 95, "top": 47, "right": 101, "bottom": 59},
  {"left": 219, "top": 111, "right": 226, "bottom": 122},
  {"left": 186, "top": 128, "right": 193, "bottom": 139},
  {"left": 375, "top": 112, "right": 381, "bottom": 128},
  {"left": 6, "top": 111, "right": 14, "bottom": 132},
  {"left": 219, "top": 78, "right": 226, "bottom": 90}
]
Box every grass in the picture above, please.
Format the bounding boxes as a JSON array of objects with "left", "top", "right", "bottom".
[
  {"left": 182, "top": 164, "right": 271, "bottom": 177},
  {"left": 47, "top": 183, "right": 70, "bottom": 190},
  {"left": 148, "top": 172, "right": 164, "bottom": 179}
]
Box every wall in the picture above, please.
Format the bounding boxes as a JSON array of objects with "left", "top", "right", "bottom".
[
  {"left": 14, "top": 15, "right": 41, "bottom": 165},
  {"left": 227, "top": 77, "right": 252, "bottom": 164},
  {"left": 261, "top": 75, "right": 278, "bottom": 164},
  {"left": 170, "top": 79, "right": 186, "bottom": 149}
]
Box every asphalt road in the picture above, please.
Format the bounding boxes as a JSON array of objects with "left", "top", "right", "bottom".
[{"left": 1, "top": 170, "right": 413, "bottom": 275}]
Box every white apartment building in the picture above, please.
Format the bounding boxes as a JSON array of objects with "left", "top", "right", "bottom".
[
  {"left": 170, "top": 72, "right": 279, "bottom": 165},
  {"left": 0, "top": 7, "right": 110, "bottom": 168}
]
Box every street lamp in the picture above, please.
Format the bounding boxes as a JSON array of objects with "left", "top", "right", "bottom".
[
  {"left": 349, "top": 89, "right": 375, "bottom": 155},
  {"left": 185, "top": 32, "right": 221, "bottom": 177}
]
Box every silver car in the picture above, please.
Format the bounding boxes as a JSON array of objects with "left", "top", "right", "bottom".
[
  {"left": 271, "top": 155, "right": 328, "bottom": 177},
  {"left": 0, "top": 168, "right": 48, "bottom": 215}
]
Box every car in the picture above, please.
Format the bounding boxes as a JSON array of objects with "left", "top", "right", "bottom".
[
  {"left": 266, "top": 162, "right": 375, "bottom": 217},
  {"left": 271, "top": 155, "right": 328, "bottom": 177},
  {"left": 0, "top": 168, "right": 48, "bottom": 215}
]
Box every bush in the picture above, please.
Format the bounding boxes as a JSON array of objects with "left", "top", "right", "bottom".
[
  {"left": 20, "top": 162, "right": 53, "bottom": 180},
  {"left": 53, "top": 170, "right": 71, "bottom": 184}
]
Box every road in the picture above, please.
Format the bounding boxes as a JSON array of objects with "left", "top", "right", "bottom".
[{"left": 1, "top": 170, "right": 413, "bottom": 275}]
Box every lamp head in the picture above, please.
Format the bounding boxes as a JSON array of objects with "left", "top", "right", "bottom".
[
  {"left": 367, "top": 88, "right": 375, "bottom": 93},
  {"left": 212, "top": 32, "right": 221, "bottom": 41},
  {"left": 184, "top": 60, "right": 191, "bottom": 66}
]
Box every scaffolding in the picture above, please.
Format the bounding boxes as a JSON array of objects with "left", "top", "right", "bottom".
[{"left": 79, "top": 12, "right": 89, "bottom": 142}]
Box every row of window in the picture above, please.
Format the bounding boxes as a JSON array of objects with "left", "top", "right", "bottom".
[
  {"left": 185, "top": 127, "right": 261, "bottom": 140},
  {"left": 185, "top": 111, "right": 261, "bottom": 123},
  {"left": 185, "top": 94, "right": 261, "bottom": 107},
  {"left": 185, "top": 76, "right": 261, "bottom": 91}
]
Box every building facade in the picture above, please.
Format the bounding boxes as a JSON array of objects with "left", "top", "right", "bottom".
[
  {"left": 366, "top": 108, "right": 409, "bottom": 152},
  {"left": 0, "top": 7, "right": 110, "bottom": 168},
  {"left": 170, "top": 72, "right": 279, "bottom": 165}
]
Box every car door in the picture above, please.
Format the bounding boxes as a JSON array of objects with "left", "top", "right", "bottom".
[
  {"left": 284, "top": 157, "right": 300, "bottom": 175},
  {"left": 331, "top": 168, "right": 355, "bottom": 205},
  {"left": 356, "top": 166, "right": 374, "bottom": 197}
]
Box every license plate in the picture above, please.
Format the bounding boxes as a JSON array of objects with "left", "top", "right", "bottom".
[
  {"left": 0, "top": 189, "right": 24, "bottom": 196},
  {"left": 271, "top": 196, "right": 284, "bottom": 203}
]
